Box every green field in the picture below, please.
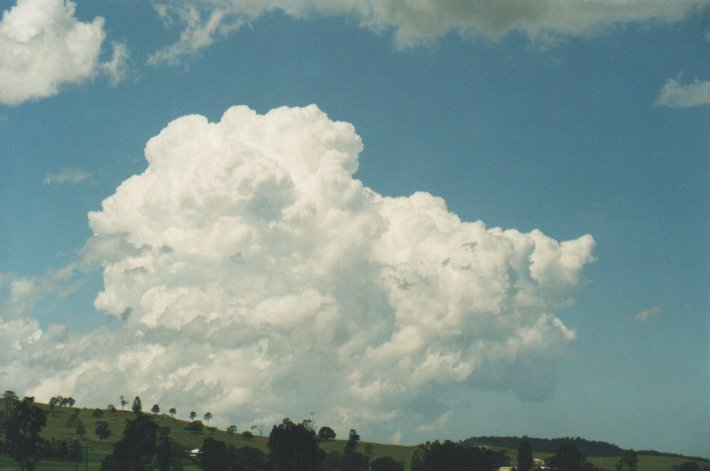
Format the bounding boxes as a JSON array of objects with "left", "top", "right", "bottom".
[{"left": 1, "top": 401, "right": 708, "bottom": 470}]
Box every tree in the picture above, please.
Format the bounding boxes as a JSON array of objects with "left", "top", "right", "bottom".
[
  {"left": 268, "top": 418, "right": 325, "bottom": 471},
  {"left": 185, "top": 420, "right": 204, "bottom": 433},
  {"left": 204, "top": 411, "right": 213, "bottom": 423},
  {"left": 132, "top": 396, "right": 143, "bottom": 414},
  {"left": 65, "top": 397, "right": 76, "bottom": 407},
  {"left": 190, "top": 411, "right": 197, "bottom": 421},
  {"left": 120, "top": 396, "right": 128, "bottom": 410},
  {"left": 371, "top": 456, "right": 404, "bottom": 471},
  {"left": 101, "top": 414, "right": 159, "bottom": 471},
  {"left": 95, "top": 421, "right": 111, "bottom": 440},
  {"left": 345, "top": 429, "right": 360, "bottom": 454},
  {"left": 675, "top": 463, "right": 702, "bottom": 471},
  {"left": 547, "top": 444, "right": 587, "bottom": 471},
  {"left": 232, "top": 446, "right": 267, "bottom": 471},
  {"left": 227, "top": 425, "right": 238, "bottom": 434},
  {"left": 242, "top": 430, "right": 254, "bottom": 440},
  {"left": 92, "top": 408, "right": 104, "bottom": 418},
  {"left": 323, "top": 451, "right": 346, "bottom": 470},
  {"left": 48, "top": 396, "right": 60, "bottom": 416},
  {"left": 151, "top": 404, "right": 160, "bottom": 414},
  {"left": 5, "top": 396, "right": 47, "bottom": 471},
  {"left": 3, "top": 390, "right": 18, "bottom": 418},
  {"left": 75, "top": 419, "right": 86, "bottom": 437},
  {"left": 169, "top": 407, "right": 176, "bottom": 417},
  {"left": 156, "top": 433, "right": 172, "bottom": 471},
  {"left": 318, "top": 426, "right": 336, "bottom": 441},
  {"left": 518, "top": 439, "right": 534, "bottom": 471},
  {"left": 344, "top": 429, "right": 369, "bottom": 471},
  {"left": 410, "top": 440, "right": 508, "bottom": 471},
  {"left": 3, "top": 389, "right": 18, "bottom": 402},
  {"left": 107, "top": 404, "right": 117, "bottom": 413},
  {"left": 616, "top": 451, "right": 638, "bottom": 471},
  {"left": 201, "top": 436, "right": 230, "bottom": 471}
]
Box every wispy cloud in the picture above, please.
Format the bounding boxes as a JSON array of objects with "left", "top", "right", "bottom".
[
  {"left": 148, "top": 0, "right": 703, "bottom": 66},
  {"left": 101, "top": 42, "right": 131, "bottom": 86},
  {"left": 43, "top": 168, "right": 92, "bottom": 185},
  {"left": 634, "top": 306, "right": 662, "bottom": 324},
  {"left": 415, "top": 410, "right": 452, "bottom": 433},
  {"left": 655, "top": 76, "right": 710, "bottom": 108}
]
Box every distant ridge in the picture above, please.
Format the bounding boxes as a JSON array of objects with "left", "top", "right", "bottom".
[
  {"left": 462, "top": 436, "right": 625, "bottom": 457},
  {"left": 462, "top": 436, "right": 710, "bottom": 462}
]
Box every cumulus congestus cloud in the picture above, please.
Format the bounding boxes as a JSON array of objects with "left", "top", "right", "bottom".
[{"left": 4, "top": 105, "right": 594, "bottom": 434}]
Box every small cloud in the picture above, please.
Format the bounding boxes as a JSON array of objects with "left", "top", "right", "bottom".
[
  {"left": 415, "top": 410, "right": 452, "bottom": 433},
  {"left": 634, "top": 306, "right": 662, "bottom": 324},
  {"left": 44, "top": 168, "right": 92, "bottom": 185},
  {"left": 655, "top": 75, "right": 710, "bottom": 108},
  {"left": 0, "top": 0, "right": 108, "bottom": 106},
  {"left": 101, "top": 42, "right": 131, "bottom": 86},
  {"left": 390, "top": 431, "right": 402, "bottom": 445}
]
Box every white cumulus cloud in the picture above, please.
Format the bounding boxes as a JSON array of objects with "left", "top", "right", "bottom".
[
  {"left": 148, "top": 0, "right": 704, "bottom": 65},
  {"left": 656, "top": 76, "right": 710, "bottom": 108},
  {"left": 2, "top": 105, "right": 595, "bottom": 438},
  {"left": 0, "top": 0, "right": 129, "bottom": 106}
]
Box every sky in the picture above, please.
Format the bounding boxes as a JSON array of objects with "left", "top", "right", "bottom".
[{"left": 0, "top": 0, "right": 708, "bottom": 459}]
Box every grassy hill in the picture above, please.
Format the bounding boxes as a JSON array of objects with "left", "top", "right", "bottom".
[
  {"left": 0, "top": 398, "right": 414, "bottom": 470},
  {"left": 1, "top": 398, "right": 708, "bottom": 470}
]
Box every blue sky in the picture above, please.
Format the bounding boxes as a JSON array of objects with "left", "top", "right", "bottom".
[{"left": 1, "top": 0, "right": 708, "bottom": 458}]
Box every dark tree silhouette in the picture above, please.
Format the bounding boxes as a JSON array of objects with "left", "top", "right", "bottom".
[
  {"left": 518, "top": 439, "right": 534, "bottom": 471},
  {"left": 232, "top": 446, "right": 267, "bottom": 470},
  {"left": 185, "top": 420, "right": 204, "bottom": 433},
  {"left": 344, "top": 429, "right": 369, "bottom": 471},
  {"left": 92, "top": 408, "right": 104, "bottom": 418},
  {"left": 411, "top": 440, "right": 508, "bottom": 471},
  {"left": 201, "top": 436, "right": 230, "bottom": 471},
  {"left": 227, "top": 425, "right": 238, "bottom": 434},
  {"left": 190, "top": 411, "right": 197, "bottom": 421},
  {"left": 547, "top": 444, "right": 599, "bottom": 471},
  {"left": 268, "top": 418, "right": 324, "bottom": 471},
  {"left": 169, "top": 407, "right": 176, "bottom": 417},
  {"left": 101, "top": 414, "right": 159, "bottom": 471},
  {"left": 616, "top": 451, "right": 638, "bottom": 471},
  {"left": 132, "top": 396, "right": 143, "bottom": 414},
  {"left": 204, "top": 411, "right": 213, "bottom": 423},
  {"left": 95, "top": 421, "right": 111, "bottom": 440},
  {"left": 75, "top": 419, "right": 86, "bottom": 437},
  {"left": 151, "top": 404, "right": 160, "bottom": 414},
  {"left": 5, "top": 396, "right": 47, "bottom": 471},
  {"left": 676, "top": 463, "right": 702, "bottom": 471},
  {"left": 371, "top": 456, "right": 404, "bottom": 471},
  {"left": 120, "top": 395, "right": 128, "bottom": 410},
  {"left": 318, "top": 426, "right": 336, "bottom": 441}
]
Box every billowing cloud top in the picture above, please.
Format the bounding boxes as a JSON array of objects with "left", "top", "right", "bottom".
[
  {"left": 3, "top": 105, "right": 595, "bottom": 435},
  {"left": 0, "top": 0, "right": 126, "bottom": 106},
  {"left": 149, "top": 0, "right": 703, "bottom": 64}
]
